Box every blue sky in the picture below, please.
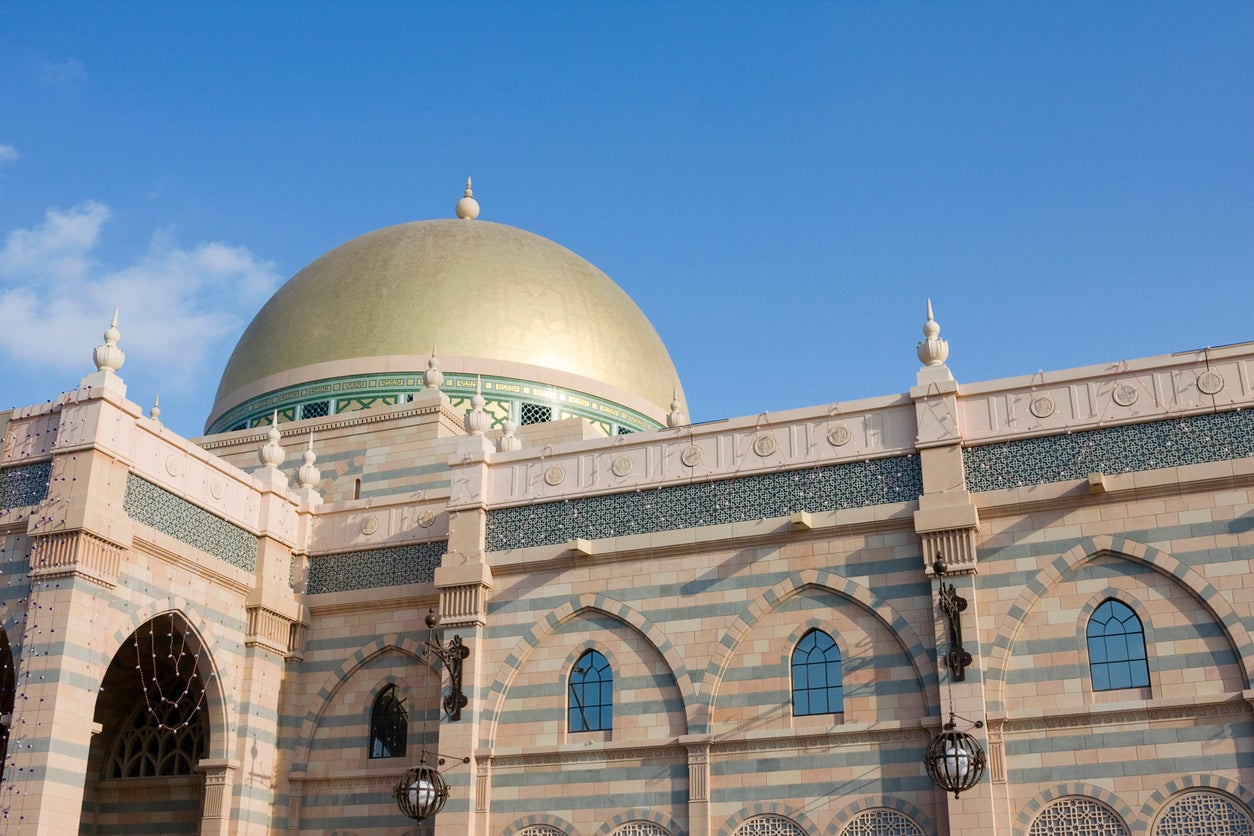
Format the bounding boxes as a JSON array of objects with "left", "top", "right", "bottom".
[{"left": 1, "top": 2, "right": 1250, "bottom": 438}]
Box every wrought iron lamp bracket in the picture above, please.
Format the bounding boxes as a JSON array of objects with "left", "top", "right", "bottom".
[
  {"left": 423, "top": 608, "right": 471, "bottom": 720},
  {"left": 933, "top": 557, "right": 973, "bottom": 681}
]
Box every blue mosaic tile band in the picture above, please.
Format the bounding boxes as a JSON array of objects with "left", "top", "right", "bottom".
[
  {"left": 0, "top": 461, "right": 51, "bottom": 510},
  {"left": 485, "top": 456, "right": 922, "bottom": 551},
  {"left": 306, "top": 541, "right": 447, "bottom": 594},
  {"left": 123, "top": 475, "right": 258, "bottom": 572},
  {"left": 965, "top": 409, "right": 1254, "bottom": 493}
]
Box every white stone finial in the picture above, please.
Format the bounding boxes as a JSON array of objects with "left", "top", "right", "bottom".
[
  {"left": 498, "top": 419, "right": 522, "bottom": 452},
  {"left": 916, "top": 298, "right": 949, "bottom": 367},
  {"left": 259, "top": 411, "right": 286, "bottom": 469},
  {"left": 666, "top": 390, "right": 686, "bottom": 428},
  {"left": 296, "top": 432, "right": 321, "bottom": 489},
  {"left": 93, "top": 307, "right": 126, "bottom": 373},
  {"left": 464, "top": 376, "right": 490, "bottom": 435},
  {"left": 455, "top": 177, "right": 480, "bottom": 220},
  {"left": 423, "top": 347, "right": 444, "bottom": 389},
  {"left": 150, "top": 395, "right": 161, "bottom": 425}
]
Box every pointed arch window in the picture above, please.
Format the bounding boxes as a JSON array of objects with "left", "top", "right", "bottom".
[
  {"left": 569, "top": 649, "right": 612, "bottom": 732},
  {"left": 1087, "top": 599, "right": 1150, "bottom": 691},
  {"left": 369, "top": 684, "right": 408, "bottom": 758},
  {"left": 792, "top": 629, "right": 843, "bottom": 716}
]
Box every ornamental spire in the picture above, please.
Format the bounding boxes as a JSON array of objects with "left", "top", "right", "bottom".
[
  {"left": 296, "top": 432, "right": 321, "bottom": 489},
  {"left": 259, "top": 411, "right": 286, "bottom": 469},
  {"left": 455, "top": 177, "right": 480, "bottom": 220},
  {"left": 916, "top": 299, "right": 950, "bottom": 368},
  {"left": 92, "top": 307, "right": 126, "bottom": 373}
]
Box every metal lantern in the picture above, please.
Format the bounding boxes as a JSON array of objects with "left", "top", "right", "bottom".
[
  {"left": 393, "top": 761, "right": 450, "bottom": 821},
  {"left": 924, "top": 724, "right": 986, "bottom": 798}
]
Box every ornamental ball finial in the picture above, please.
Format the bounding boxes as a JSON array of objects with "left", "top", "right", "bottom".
[
  {"left": 455, "top": 176, "right": 480, "bottom": 220},
  {"left": 916, "top": 298, "right": 950, "bottom": 367},
  {"left": 296, "top": 432, "right": 321, "bottom": 489},
  {"left": 666, "top": 391, "right": 686, "bottom": 428},
  {"left": 259, "top": 411, "right": 286, "bottom": 469},
  {"left": 423, "top": 348, "right": 444, "bottom": 389},
  {"left": 150, "top": 395, "right": 161, "bottom": 425},
  {"left": 92, "top": 307, "right": 126, "bottom": 373}
]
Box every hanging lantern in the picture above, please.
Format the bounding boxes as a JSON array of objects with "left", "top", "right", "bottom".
[
  {"left": 923, "top": 723, "right": 986, "bottom": 798},
  {"left": 393, "top": 761, "right": 449, "bottom": 821}
]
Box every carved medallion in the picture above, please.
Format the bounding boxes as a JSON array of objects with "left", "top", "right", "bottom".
[
  {"left": 1113, "top": 384, "right": 1139, "bottom": 407},
  {"left": 752, "top": 434, "right": 777, "bottom": 457},
  {"left": 209, "top": 479, "right": 225, "bottom": 500},
  {"left": 544, "top": 465, "right": 566, "bottom": 487},
  {"left": 417, "top": 509, "right": 436, "bottom": 528},
  {"left": 1029, "top": 396, "right": 1055, "bottom": 419},
  {"left": 164, "top": 455, "right": 181, "bottom": 476},
  {"left": 1197, "top": 371, "right": 1224, "bottom": 395},
  {"left": 680, "top": 445, "right": 703, "bottom": 467},
  {"left": 827, "top": 425, "right": 851, "bottom": 447},
  {"left": 360, "top": 516, "right": 379, "bottom": 535},
  {"left": 611, "top": 456, "right": 633, "bottom": 477}
]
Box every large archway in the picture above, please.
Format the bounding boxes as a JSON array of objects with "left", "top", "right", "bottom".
[{"left": 79, "top": 612, "right": 216, "bottom": 835}]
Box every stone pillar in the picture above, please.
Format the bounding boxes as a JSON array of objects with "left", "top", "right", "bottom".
[
  {"left": 436, "top": 435, "right": 495, "bottom": 836},
  {"left": 0, "top": 388, "right": 135, "bottom": 833},
  {"left": 684, "top": 738, "right": 711, "bottom": 836},
  {"left": 232, "top": 466, "right": 301, "bottom": 834},
  {"left": 911, "top": 351, "right": 998, "bottom": 835}
]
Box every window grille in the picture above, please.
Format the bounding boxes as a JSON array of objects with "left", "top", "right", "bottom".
[
  {"left": 300, "top": 400, "right": 330, "bottom": 419},
  {"left": 520, "top": 403, "right": 552, "bottom": 425},
  {"left": 1028, "top": 797, "right": 1130, "bottom": 835},
  {"left": 732, "top": 815, "right": 807, "bottom": 836},
  {"left": 1154, "top": 791, "right": 1254, "bottom": 836},
  {"left": 840, "top": 809, "right": 924, "bottom": 836}
]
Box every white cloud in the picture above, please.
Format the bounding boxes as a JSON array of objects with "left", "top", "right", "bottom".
[
  {"left": 0, "top": 202, "right": 282, "bottom": 391},
  {"left": 0, "top": 145, "right": 18, "bottom": 166}
]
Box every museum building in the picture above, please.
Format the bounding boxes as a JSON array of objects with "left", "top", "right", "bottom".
[{"left": 0, "top": 183, "right": 1252, "bottom": 835}]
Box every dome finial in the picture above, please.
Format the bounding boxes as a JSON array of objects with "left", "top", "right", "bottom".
[
  {"left": 150, "top": 394, "right": 161, "bottom": 425},
  {"left": 666, "top": 389, "right": 686, "bottom": 428},
  {"left": 916, "top": 298, "right": 949, "bottom": 367},
  {"left": 259, "top": 410, "right": 286, "bottom": 469},
  {"left": 455, "top": 177, "right": 480, "bottom": 220},
  {"left": 92, "top": 307, "right": 126, "bottom": 373},
  {"left": 423, "top": 346, "right": 444, "bottom": 389},
  {"left": 499, "top": 419, "right": 522, "bottom": 452},
  {"left": 464, "top": 375, "right": 490, "bottom": 435},
  {"left": 296, "top": 432, "right": 321, "bottom": 489}
]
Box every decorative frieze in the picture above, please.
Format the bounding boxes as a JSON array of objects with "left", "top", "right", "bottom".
[
  {"left": 921, "top": 527, "right": 978, "bottom": 575},
  {"left": 124, "top": 474, "right": 258, "bottom": 572},
  {"left": 305, "top": 540, "right": 446, "bottom": 594},
  {"left": 486, "top": 455, "right": 923, "bottom": 551}
]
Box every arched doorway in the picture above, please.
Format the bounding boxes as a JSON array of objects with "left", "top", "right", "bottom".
[{"left": 79, "top": 612, "right": 214, "bottom": 835}]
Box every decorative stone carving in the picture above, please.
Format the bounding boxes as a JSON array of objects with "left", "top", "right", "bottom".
[
  {"left": 544, "top": 465, "right": 565, "bottom": 487},
  {"left": 752, "top": 434, "right": 777, "bottom": 457},
  {"left": 680, "top": 445, "right": 703, "bottom": 467},
  {"left": 1198, "top": 370, "right": 1224, "bottom": 395},
  {"left": 1029, "top": 396, "right": 1055, "bottom": 419},
  {"left": 611, "top": 456, "right": 633, "bottom": 477},
  {"left": 827, "top": 424, "right": 851, "bottom": 447},
  {"left": 1113, "top": 384, "right": 1138, "bottom": 407}
]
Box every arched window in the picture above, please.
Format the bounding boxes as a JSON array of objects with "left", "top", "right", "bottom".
[
  {"left": 1153, "top": 791, "right": 1254, "bottom": 835},
  {"left": 1087, "top": 599, "right": 1150, "bottom": 691},
  {"left": 369, "top": 685, "right": 407, "bottom": 758},
  {"left": 840, "top": 809, "right": 924, "bottom": 836},
  {"left": 568, "top": 649, "right": 612, "bottom": 732},
  {"left": 792, "top": 629, "right": 843, "bottom": 716}
]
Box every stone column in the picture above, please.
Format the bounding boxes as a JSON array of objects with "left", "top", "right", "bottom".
[{"left": 197, "top": 758, "right": 240, "bottom": 835}]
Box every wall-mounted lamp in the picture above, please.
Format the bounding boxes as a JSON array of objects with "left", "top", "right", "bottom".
[{"left": 423, "top": 608, "right": 470, "bottom": 720}]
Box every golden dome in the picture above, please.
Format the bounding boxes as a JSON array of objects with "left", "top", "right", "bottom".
[{"left": 207, "top": 219, "right": 684, "bottom": 431}]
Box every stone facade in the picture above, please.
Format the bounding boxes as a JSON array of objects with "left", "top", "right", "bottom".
[{"left": 0, "top": 334, "right": 1252, "bottom": 836}]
